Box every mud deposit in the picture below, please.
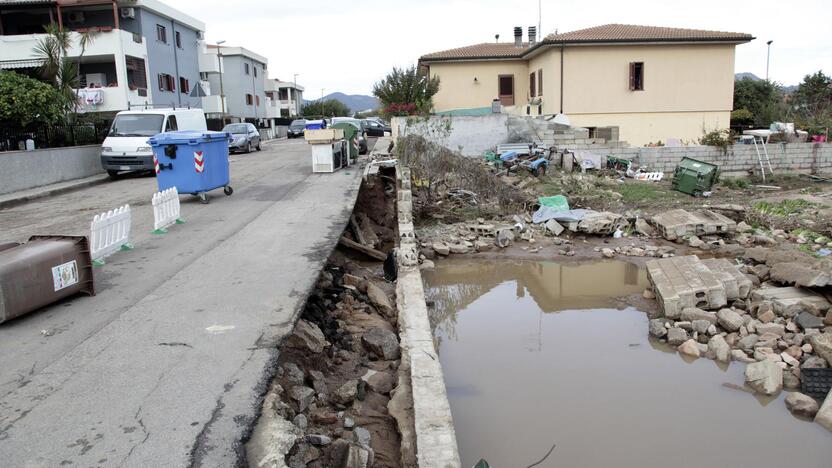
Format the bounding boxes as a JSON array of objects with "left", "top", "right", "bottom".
[{"left": 423, "top": 259, "right": 832, "bottom": 468}]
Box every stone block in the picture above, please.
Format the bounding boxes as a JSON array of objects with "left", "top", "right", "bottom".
[
  {"left": 651, "top": 209, "right": 736, "bottom": 241},
  {"left": 701, "top": 258, "right": 753, "bottom": 300}
]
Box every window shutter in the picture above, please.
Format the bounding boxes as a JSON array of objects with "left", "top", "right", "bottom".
[
  {"left": 529, "top": 72, "right": 536, "bottom": 98},
  {"left": 538, "top": 69, "right": 543, "bottom": 95},
  {"left": 629, "top": 62, "right": 635, "bottom": 91},
  {"left": 640, "top": 63, "right": 645, "bottom": 90},
  {"left": 158, "top": 74, "right": 164, "bottom": 91}
]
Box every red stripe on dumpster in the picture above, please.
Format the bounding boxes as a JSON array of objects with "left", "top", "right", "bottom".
[
  {"left": 194, "top": 151, "right": 205, "bottom": 173},
  {"left": 154, "top": 155, "right": 161, "bottom": 175}
]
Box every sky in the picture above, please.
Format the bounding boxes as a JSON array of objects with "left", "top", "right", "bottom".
[{"left": 166, "top": 0, "right": 831, "bottom": 97}]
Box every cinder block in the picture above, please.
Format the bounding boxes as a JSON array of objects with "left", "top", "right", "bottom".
[{"left": 647, "top": 255, "right": 728, "bottom": 317}]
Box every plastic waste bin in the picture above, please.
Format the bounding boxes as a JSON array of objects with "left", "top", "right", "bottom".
[
  {"left": 148, "top": 130, "right": 232, "bottom": 203},
  {"left": 672, "top": 157, "right": 719, "bottom": 196},
  {"left": 332, "top": 122, "right": 359, "bottom": 162},
  {"left": 0, "top": 236, "right": 95, "bottom": 324}
]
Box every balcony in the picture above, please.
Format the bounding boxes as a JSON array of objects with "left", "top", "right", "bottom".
[
  {"left": 202, "top": 95, "right": 227, "bottom": 115},
  {"left": 0, "top": 29, "right": 146, "bottom": 64}
]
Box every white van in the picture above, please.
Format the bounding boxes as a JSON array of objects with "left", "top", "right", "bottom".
[{"left": 101, "top": 108, "right": 207, "bottom": 178}]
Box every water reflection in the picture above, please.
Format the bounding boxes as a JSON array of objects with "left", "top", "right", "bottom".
[{"left": 423, "top": 259, "right": 832, "bottom": 468}]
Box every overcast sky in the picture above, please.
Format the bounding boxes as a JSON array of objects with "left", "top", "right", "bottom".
[{"left": 167, "top": 0, "right": 830, "bottom": 97}]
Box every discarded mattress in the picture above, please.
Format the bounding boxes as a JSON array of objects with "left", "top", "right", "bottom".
[{"left": 532, "top": 207, "right": 592, "bottom": 224}]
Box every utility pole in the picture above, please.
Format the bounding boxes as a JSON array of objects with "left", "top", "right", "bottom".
[
  {"left": 766, "top": 40, "right": 773, "bottom": 81},
  {"left": 216, "top": 40, "right": 226, "bottom": 126},
  {"left": 320, "top": 88, "right": 325, "bottom": 117},
  {"left": 293, "top": 73, "right": 300, "bottom": 116},
  {"left": 538, "top": 0, "right": 541, "bottom": 37}
]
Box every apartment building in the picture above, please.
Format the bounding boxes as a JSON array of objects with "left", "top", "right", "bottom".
[
  {"left": 265, "top": 79, "right": 304, "bottom": 118},
  {"left": 199, "top": 44, "right": 267, "bottom": 126},
  {"left": 0, "top": 0, "right": 205, "bottom": 114}
]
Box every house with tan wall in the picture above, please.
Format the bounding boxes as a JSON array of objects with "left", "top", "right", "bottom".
[{"left": 419, "top": 24, "right": 754, "bottom": 146}]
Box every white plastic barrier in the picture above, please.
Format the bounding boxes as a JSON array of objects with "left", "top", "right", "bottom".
[
  {"left": 152, "top": 187, "right": 182, "bottom": 233},
  {"left": 634, "top": 172, "right": 664, "bottom": 182},
  {"left": 90, "top": 204, "right": 132, "bottom": 264}
]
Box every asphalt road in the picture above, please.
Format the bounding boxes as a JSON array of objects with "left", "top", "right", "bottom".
[{"left": 0, "top": 138, "right": 363, "bottom": 467}]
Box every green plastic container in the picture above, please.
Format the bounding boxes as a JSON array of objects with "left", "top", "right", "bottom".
[
  {"left": 538, "top": 195, "right": 570, "bottom": 211},
  {"left": 672, "top": 157, "right": 720, "bottom": 196},
  {"left": 332, "top": 123, "right": 359, "bottom": 161}
]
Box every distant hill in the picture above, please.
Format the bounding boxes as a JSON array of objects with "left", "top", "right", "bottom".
[
  {"left": 735, "top": 72, "right": 761, "bottom": 81},
  {"left": 305, "top": 92, "right": 379, "bottom": 113}
]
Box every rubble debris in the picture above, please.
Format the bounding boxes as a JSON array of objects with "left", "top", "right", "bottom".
[
  {"left": 651, "top": 209, "right": 736, "bottom": 241},
  {"left": 339, "top": 236, "right": 387, "bottom": 261},
  {"left": 815, "top": 392, "right": 832, "bottom": 432},
  {"left": 745, "top": 359, "right": 783, "bottom": 396},
  {"left": 646, "top": 255, "right": 727, "bottom": 318},
  {"left": 361, "top": 327, "right": 401, "bottom": 360},
  {"left": 700, "top": 258, "right": 752, "bottom": 300},
  {"left": 785, "top": 392, "right": 819, "bottom": 418},
  {"left": 750, "top": 287, "right": 830, "bottom": 318},
  {"left": 285, "top": 319, "right": 330, "bottom": 354}
]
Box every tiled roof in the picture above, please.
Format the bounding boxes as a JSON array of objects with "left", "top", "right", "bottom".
[
  {"left": 545, "top": 24, "right": 753, "bottom": 43},
  {"left": 420, "top": 24, "right": 753, "bottom": 62},
  {"left": 420, "top": 42, "right": 529, "bottom": 61}
]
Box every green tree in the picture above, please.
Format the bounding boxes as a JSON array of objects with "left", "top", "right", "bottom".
[
  {"left": 732, "top": 78, "right": 785, "bottom": 127},
  {"left": 372, "top": 65, "right": 439, "bottom": 116},
  {"left": 0, "top": 71, "right": 65, "bottom": 126},
  {"left": 788, "top": 71, "right": 832, "bottom": 133},
  {"left": 33, "top": 24, "right": 98, "bottom": 120},
  {"left": 301, "top": 99, "right": 351, "bottom": 117}
]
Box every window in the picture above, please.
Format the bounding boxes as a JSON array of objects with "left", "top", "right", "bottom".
[
  {"left": 629, "top": 62, "right": 644, "bottom": 91},
  {"left": 156, "top": 24, "right": 167, "bottom": 43},
  {"left": 538, "top": 69, "right": 543, "bottom": 96},
  {"left": 244, "top": 63, "right": 250, "bottom": 75},
  {"left": 175, "top": 31, "right": 182, "bottom": 48},
  {"left": 255, "top": 95, "right": 260, "bottom": 106},
  {"left": 164, "top": 115, "right": 178, "bottom": 132},
  {"left": 253, "top": 66, "right": 257, "bottom": 77},
  {"left": 179, "top": 77, "right": 190, "bottom": 94},
  {"left": 158, "top": 73, "right": 175, "bottom": 92},
  {"left": 200, "top": 72, "right": 208, "bottom": 80},
  {"left": 126, "top": 56, "right": 147, "bottom": 90},
  {"left": 498, "top": 74, "right": 514, "bottom": 106},
  {"left": 246, "top": 94, "right": 253, "bottom": 105},
  {"left": 529, "top": 72, "right": 536, "bottom": 98}
]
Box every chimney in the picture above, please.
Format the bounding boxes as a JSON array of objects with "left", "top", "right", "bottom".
[
  {"left": 528, "top": 26, "right": 537, "bottom": 46},
  {"left": 514, "top": 26, "right": 522, "bottom": 47}
]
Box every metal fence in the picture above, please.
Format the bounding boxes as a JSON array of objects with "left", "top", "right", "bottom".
[{"left": 0, "top": 122, "right": 111, "bottom": 152}]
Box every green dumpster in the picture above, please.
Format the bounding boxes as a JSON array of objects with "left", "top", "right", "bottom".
[
  {"left": 332, "top": 123, "right": 359, "bottom": 161},
  {"left": 672, "top": 157, "right": 719, "bottom": 196}
]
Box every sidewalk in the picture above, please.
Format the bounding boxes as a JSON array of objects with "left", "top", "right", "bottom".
[{"left": 0, "top": 173, "right": 110, "bottom": 209}]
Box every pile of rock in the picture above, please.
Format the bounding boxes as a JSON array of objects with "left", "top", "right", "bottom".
[
  {"left": 255, "top": 259, "right": 412, "bottom": 468},
  {"left": 594, "top": 244, "right": 676, "bottom": 258}
]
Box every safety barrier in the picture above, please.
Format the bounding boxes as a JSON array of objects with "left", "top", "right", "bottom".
[
  {"left": 90, "top": 204, "right": 132, "bottom": 265},
  {"left": 152, "top": 187, "right": 184, "bottom": 234}
]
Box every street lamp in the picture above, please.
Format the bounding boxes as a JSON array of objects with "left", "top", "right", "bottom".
[
  {"left": 766, "top": 40, "right": 773, "bottom": 81},
  {"left": 216, "top": 40, "right": 227, "bottom": 125}
]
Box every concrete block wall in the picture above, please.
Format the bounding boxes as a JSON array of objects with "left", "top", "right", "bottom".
[
  {"left": 607, "top": 143, "right": 832, "bottom": 177},
  {"left": 0, "top": 145, "right": 103, "bottom": 195}
]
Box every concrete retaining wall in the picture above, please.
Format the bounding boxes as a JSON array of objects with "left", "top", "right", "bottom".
[
  {"left": 0, "top": 145, "right": 103, "bottom": 195},
  {"left": 605, "top": 142, "right": 832, "bottom": 177},
  {"left": 392, "top": 114, "right": 508, "bottom": 157}
]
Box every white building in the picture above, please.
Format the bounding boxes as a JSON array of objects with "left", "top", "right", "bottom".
[{"left": 265, "top": 79, "right": 304, "bottom": 118}]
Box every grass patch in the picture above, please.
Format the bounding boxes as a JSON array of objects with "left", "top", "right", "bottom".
[
  {"left": 720, "top": 177, "right": 750, "bottom": 189},
  {"left": 754, "top": 199, "right": 817, "bottom": 217},
  {"left": 616, "top": 183, "right": 666, "bottom": 203}
]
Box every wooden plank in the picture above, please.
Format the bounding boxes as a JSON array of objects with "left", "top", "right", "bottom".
[
  {"left": 339, "top": 236, "right": 386, "bottom": 261},
  {"left": 350, "top": 214, "right": 367, "bottom": 245}
]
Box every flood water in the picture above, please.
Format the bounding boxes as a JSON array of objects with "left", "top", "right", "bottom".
[{"left": 422, "top": 259, "right": 832, "bottom": 468}]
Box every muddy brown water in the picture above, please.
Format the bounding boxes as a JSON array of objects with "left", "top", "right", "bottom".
[{"left": 423, "top": 259, "right": 832, "bottom": 468}]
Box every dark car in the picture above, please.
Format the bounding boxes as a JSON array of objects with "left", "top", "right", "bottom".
[
  {"left": 288, "top": 119, "right": 306, "bottom": 138},
  {"left": 223, "top": 123, "right": 261, "bottom": 153},
  {"left": 363, "top": 119, "right": 391, "bottom": 137}
]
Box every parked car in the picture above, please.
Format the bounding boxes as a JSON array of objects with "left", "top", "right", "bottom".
[
  {"left": 101, "top": 108, "right": 206, "bottom": 178},
  {"left": 362, "top": 119, "right": 391, "bottom": 137},
  {"left": 288, "top": 119, "right": 306, "bottom": 138},
  {"left": 223, "top": 123, "right": 261, "bottom": 153},
  {"left": 330, "top": 117, "right": 368, "bottom": 154}
]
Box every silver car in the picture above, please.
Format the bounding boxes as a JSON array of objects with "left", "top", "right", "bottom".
[{"left": 223, "top": 123, "right": 261, "bottom": 153}]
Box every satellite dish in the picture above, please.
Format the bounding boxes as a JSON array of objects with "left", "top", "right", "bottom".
[{"left": 551, "top": 113, "right": 570, "bottom": 126}]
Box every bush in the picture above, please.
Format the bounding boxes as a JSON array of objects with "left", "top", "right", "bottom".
[
  {"left": 699, "top": 129, "right": 732, "bottom": 153},
  {"left": 384, "top": 103, "right": 417, "bottom": 117}
]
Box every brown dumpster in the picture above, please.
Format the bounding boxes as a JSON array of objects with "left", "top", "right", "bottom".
[{"left": 0, "top": 236, "right": 95, "bottom": 324}]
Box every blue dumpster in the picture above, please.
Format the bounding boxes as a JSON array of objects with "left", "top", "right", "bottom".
[{"left": 148, "top": 131, "right": 232, "bottom": 203}]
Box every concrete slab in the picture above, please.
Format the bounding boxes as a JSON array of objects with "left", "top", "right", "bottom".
[
  {"left": 652, "top": 209, "right": 736, "bottom": 240},
  {"left": 646, "top": 255, "right": 727, "bottom": 318},
  {"left": 701, "top": 258, "right": 753, "bottom": 300},
  {"left": 751, "top": 287, "right": 831, "bottom": 314}
]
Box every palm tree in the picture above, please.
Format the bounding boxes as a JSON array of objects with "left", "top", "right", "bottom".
[{"left": 33, "top": 23, "right": 97, "bottom": 121}]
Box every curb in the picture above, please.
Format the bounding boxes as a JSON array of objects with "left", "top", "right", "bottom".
[{"left": 0, "top": 175, "right": 111, "bottom": 210}]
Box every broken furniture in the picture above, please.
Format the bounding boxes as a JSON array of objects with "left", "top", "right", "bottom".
[
  {"left": 306, "top": 128, "right": 348, "bottom": 173},
  {"left": 0, "top": 236, "right": 95, "bottom": 324},
  {"left": 671, "top": 157, "right": 719, "bottom": 196}
]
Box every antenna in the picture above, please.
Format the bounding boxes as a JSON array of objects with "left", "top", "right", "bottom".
[{"left": 538, "top": 0, "right": 542, "bottom": 37}]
